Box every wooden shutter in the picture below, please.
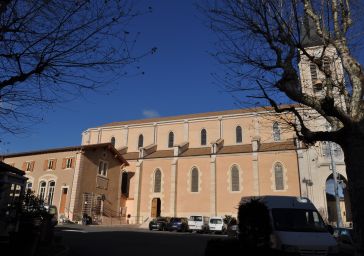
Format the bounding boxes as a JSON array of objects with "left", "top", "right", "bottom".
[
  {"left": 62, "top": 158, "right": 66, "bottom": 169},
  {"left": 43, "top": 160, "right": 48, "bottom": 170},
  {"left": 71, "top": 157, "right": 75, "bottom": 168},
  {"left": 30, "top": 161, "right": 35, "bottom": 172},
  {"left": 22, "top": 162, "right": 26, "bottom": 171},
  {"left": 52, "top": 159, "right": 57, "bottom": 170}
]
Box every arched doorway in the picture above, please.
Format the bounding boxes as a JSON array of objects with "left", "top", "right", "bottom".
[
  {"left": 325, "top": 174, "right": 352, "bottom": 226},
  {"left": 151, "top": 198, "right": 161, "bottom": 218}
]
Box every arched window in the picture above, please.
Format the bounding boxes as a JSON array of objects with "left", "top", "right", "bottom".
[
  {"left": 26, "top": 182, "right": 33, "bottom": 192},
  {"left": 273, "top": 122, "right": 281, "bottom": 141},
  {"left": 201, "top": 129, "right": 207, "bottom": 146},
  {"left": 191, "top": 167, "right": 199, "bottom": 192},
  {"left": 154, "top": 169, "right": 161, "bottom": 193},
  {"left": 121, "top": 172, "right": 129, "bottom": 196},
  {"left": 236, "top": 126, "right": 242, "bottom": 143},
  {"left": 110, "top": 137, "right": 116, "bottom": 147},
  {"left": 231, "top": 165, "right": 240, "bottom": 191},
  {"left": 48, "top": 181, "right": 56, "bottom": 205},
  {"left": 168, "top": 132, "right": 174, "bottom": 148},
  {"left": 138, "top": 134, "right": 144, "bottom": 148},
  {"left": 39, "top": 181, "right": 47, "bottom": 201},
  {"left": 274, "top": 163, "right": 284, "bottom": 190}
]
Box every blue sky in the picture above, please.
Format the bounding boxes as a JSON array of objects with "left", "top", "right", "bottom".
[{"left": 1, "top": 1, "right": 236, "bottom": 154}]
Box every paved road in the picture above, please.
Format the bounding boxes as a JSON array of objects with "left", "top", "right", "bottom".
[{"left": 57, "top": 225, "right": 222, "bottom": 256}]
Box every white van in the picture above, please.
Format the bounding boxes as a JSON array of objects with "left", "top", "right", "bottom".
[
  {"left": 208, "top": 216, "right": 227, "bottom": 234},
  {"left": 240, "top": 196, "right": 338, "bottom": 255},
  {"left": 188, "top": 215, "right": 209, "bottom": 233}
]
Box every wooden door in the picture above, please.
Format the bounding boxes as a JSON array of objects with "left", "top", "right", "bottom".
[
  {"left": 151, "top": 198, "right": 158, "bottom": 217},
  {"left": 59, "top": 188, "right": 68, "bottom": 214}
]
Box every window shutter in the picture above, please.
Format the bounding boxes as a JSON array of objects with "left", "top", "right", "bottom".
[
  {"left": 30, "top": 161, "right": 35, "bottom": 172},
  {"left": 52, "top": 159, "right": 57, "bottom": 170},
  {"left": 43, "top": 160, "right": 48, "bottom": 170},
  {"left": 71, "top": 158, "right": 75, "bottom": 168},
  {"left": 22, "top": 162, "right": 26, "bottom": 171},
  {"left": 62, "top": 158, "right": 66, "bottom": 169}
]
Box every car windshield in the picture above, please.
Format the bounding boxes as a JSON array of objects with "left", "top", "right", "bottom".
[
  {"left": 272, "top": 208, "right": 327, "bottom": 232},
  {"left": 170, "top": 218, "right": 182, "bottom": 223},
  {"left": 190, "top": 216, "right": 202, "bottom": 221},
  {"left": 210, "top": 219, "right": 222, "bottom": 224},
  {"left": 156, "top": 217, "right": 167, "bottom": 222}
]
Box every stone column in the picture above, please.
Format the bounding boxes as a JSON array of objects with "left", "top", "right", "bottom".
[
  {"left": 170, "top": 158, "right": 178, "bottom": 217},
  {"left": 210, "top": 155, "right": 217, "bottom": 216},
  {"left": 69, "top": 151, "right": 84, "bottom": 221},
  {"left": 133, "top": 160, "right": 143, "bottom": 223},
  {"left": 252, "top": 137, "right": 260, "bottom": 196}
]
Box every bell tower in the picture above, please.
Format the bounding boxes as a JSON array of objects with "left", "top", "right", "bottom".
[{"left": 298, "top": 16, "right": 346, "bottom": 109}]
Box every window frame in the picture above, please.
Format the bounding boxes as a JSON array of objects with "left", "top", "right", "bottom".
[
  {"left": 273, "top": 122, "right": 281, "bottom": 141},
  {"left": 231, "top": 165, "right": 240, "bottom": 192},
  {"left": 66, "top": 158, "right": 73, "bottom": 168},
  {"left": 138, "top": 134, "right": 144, "bottom": 149},
  {"left": 98, "top": 160, "right": 108, "bottom": 177},
  {"left": 154, "top": 169, "right": 162, "bottom": 193},
  {"left": 274, "top": 163, "right": 284, "bottom": 190},
  {"left": 168, "top": 131, "right": 174, "bottom": 148},
  {"left": 236, "top": 126, "right": 242, "bottom": 144},
  {"left": 191, "top": 167, "right": 199, "bottom": 193},
  {"left": 201, "top": 129, "right": 207, "bottom": 146}
]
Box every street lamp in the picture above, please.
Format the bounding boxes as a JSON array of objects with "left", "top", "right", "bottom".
[{"left": 327, "top": 125, "right": 343, "bottom": 228}]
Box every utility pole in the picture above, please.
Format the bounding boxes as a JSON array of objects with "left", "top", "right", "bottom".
[{"left": 328, "top": 138, "right": 343, "bottom": 228}]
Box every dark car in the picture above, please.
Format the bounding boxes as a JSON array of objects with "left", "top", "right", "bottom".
[
  {"left": 149, "top": 217, "right": 169, "bottom": 231},
  {"left": 333, "top": 228, "right": 355, "bottom": 256},
  {"left": 166, "top": 217, "right": 188, "bottom": 232}
]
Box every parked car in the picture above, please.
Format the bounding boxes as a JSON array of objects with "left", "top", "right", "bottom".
[
  {"left": 333, "top": 227, "right": 355, "bottom": 256},
  {"left": 166, "top": 217, "right": 188, "bottom": 232},
  {"left": 208, "top": 216, "right": 227, "bottom": 234},
  {"left": 149, "top": 217, "right": 169, "bottom": 231},
  {"left": 188, "top": 215, "right": 209, "bottom": 233}
]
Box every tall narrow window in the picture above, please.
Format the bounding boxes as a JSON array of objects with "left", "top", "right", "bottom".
[
  {"left": 110, "top": 137, "right": 116, "bottom": 147},
  {"left": 39, "top": 181, "right": 47, "bottom": 201},
  {"left": 168, "top": 132, "right": 174, "bottom": 148},
  {"left": 231, "top": 165, "right": 240, "bottom": 191},
  {"left": 273, "top": 122, "right": 281, "bottom": 141},
  {"left": 48, "top": 181, "right": 56, "bottom": 205},
  {"left": 201, "top": 129, "right": 207, "bottom": 146},
  {"left": 138, "top": 134, "right": 144, "bottom": 148},
  {"left": 121, "top": 172, "right": 129, "bottom": 196},
  {"left": 154, "top": 169, "right": 161, "bottom": 193},
  {"left": 26, "top": 182, "right": 33, "bottom": 192},
  {"left": 191, "top": 167, "right": 199, "bottom": 192},
  {"left": 98, "top": 160, "right": 108, "bottom": 176},
  {"left": 274, "top": 163, "right": 284, "bottom": 190},
  {"left": 323, "top": 57, "right": 330, "bottom": 73},
  {"left": 236, "top": 126, "right": 242, "bottom": 143},
  {"left": 310, "top": 62, "right": 318, "bottom": 82}
]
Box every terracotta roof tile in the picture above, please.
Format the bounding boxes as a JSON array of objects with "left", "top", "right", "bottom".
[
  {"left": 145, "top": 150, "right": 174, "bottom": 159},
  {"left": 259, "top": 140, "right": 296, "bottom": 151},
  {"left": 122, "top": 152, "right": 139, "bottom": 160},
  {"left": 180, "top": 147, "right": 211, "bottom": 157},
  {"left": 219, "top": 144, "right": 253, "bottom": 154}
]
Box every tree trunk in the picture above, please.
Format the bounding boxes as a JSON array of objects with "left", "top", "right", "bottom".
[{"left": 341, "top": 131, "right": 364, "bottom": 256}]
